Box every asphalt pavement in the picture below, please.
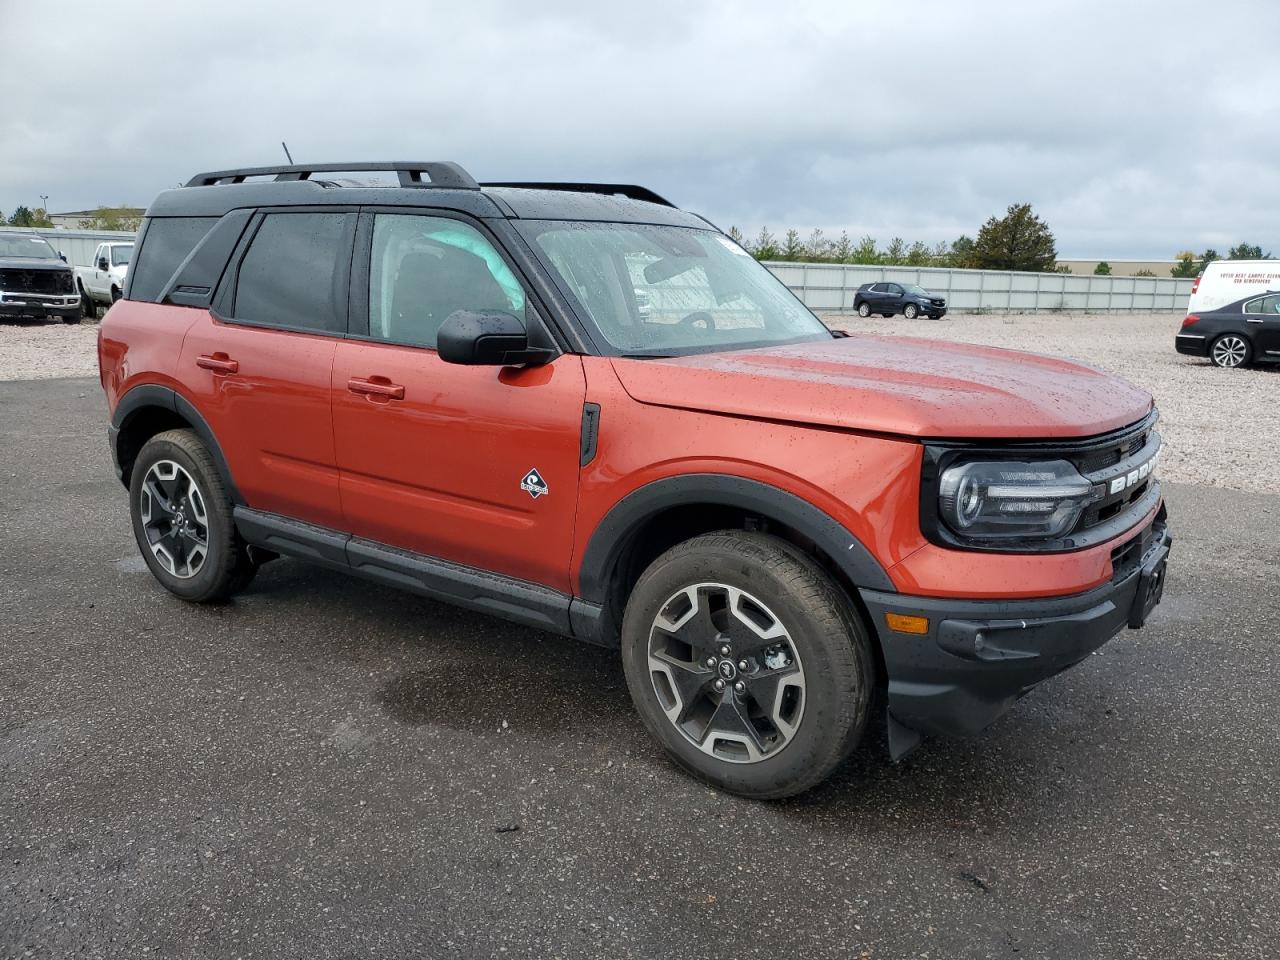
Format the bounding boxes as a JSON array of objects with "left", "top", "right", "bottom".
[{"left": 1, "top": 377, "right": 1277, "bottom": 959}]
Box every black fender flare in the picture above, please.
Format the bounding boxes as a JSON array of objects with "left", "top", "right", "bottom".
[
  {"left": 110, "top": 384, "right": 243, "bottom": 504},
  {"left": 577, "top": 473, "right": 896, "bottom": 605}
]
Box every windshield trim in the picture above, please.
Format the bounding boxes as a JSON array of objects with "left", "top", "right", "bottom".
[{"left": 514, "top": 219, "right": 833, "bottom": 358}]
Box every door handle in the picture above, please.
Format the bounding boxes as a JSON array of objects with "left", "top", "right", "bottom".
[
  {"left": 1246, "top": 318, "right": 1263, "bottom": 323},
  {"left": 347, "top": 376, "right": 405, "bottom": 401},
  {"left": 196, "top": 353, "right": 239, "bottom": 374}
]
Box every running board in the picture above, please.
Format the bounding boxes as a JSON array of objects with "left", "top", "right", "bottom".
[{"left": 232, "top": 507, "right": 606, "bottom": 642}]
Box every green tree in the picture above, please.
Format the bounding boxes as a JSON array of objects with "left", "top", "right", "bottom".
[
  {"left": 1170, "top": 252, "right": 1199, "bottom": 278},
  {"left": 905, "top": 241, "right": 932, "bottom": 266},
  {"left": 752, "top": 227, "right": 779, "bottom": 261},
  {"left": 832, "top": 230, "right": 853, "bottom": 263},
  {"left": 805, "top": 228, "right": 830, "bottom": 262},
  {"left": 1200, "top": 248, "right": 1220, "bottom": 266},
  {"left": 970, "top": 203, "right": 1058, "bottom": 272},
  {"left": 1134, "top": 268, "right": 1156, "bottom": 277},
  {"left": 7, "top": 205, "right": 52, "bottom": 227},
  {"left": 1228, "top": 242, "right": 1270, "bottom": 260},
  {"left": 883, "top": 237, "right": 907, "bottom": 265},
  {"left": 780, "top": 228, "right": 805, "bottom": 261},
  {"left": 851, "top": 235, "right": 880, "bottom": 264},
  {"left": 948, "top": 235, "right": 976, "bottom": 268},
  {"left": 726, "top": 225, "right": 745, "bottom": 246},
  {"left": 1093, "top": 261, "right": 1112, "bottom": 276},
  {"left": 78, "top": 206, "right": 142, "bottom": 231}
]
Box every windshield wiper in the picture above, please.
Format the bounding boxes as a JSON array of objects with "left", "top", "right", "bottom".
[{"left": 618, "top": 352, "right": 675, "bottom": 359}]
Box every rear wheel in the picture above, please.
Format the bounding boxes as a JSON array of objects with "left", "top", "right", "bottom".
[
  {"left": 78, "top": 283, "right": 95, "bottom": 320},
  {"left": 110, "top": 286, "right": 122, "bottom": 304},
  {"left": 857, "top": 302, "right": 871, "bottom": 318},
  {"left": 129, "top": 429, "right": 256, "bottom": 602},
  {"left": 1209, "top": 334, "right": 1250, "bottom": 368},
  {"left": 904, "top": 303, "right": 919, "bottom": 319},
  {"left": 621, "top": 531, "right": 875, "bottom": 799}
]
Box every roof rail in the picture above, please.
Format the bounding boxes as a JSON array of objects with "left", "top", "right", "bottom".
[
  {"left": 481, "top": 182, "right": 675, "bottom": 208},
  {"left": 184, "top": 161, "right": 479, "bottom": 190}
]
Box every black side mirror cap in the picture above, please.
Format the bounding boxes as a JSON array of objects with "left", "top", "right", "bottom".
[
  {"left": 437, "top": 310, "right": 555, "bottom": 366},
  {"left": 97, "top": 258, "right": 109, "bottom": 270}
]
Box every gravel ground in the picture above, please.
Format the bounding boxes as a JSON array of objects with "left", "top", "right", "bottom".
[
  {"left": 3, "top": 311, "right": 1275, "bottom": 492},
  {"left": 0, "top": 318, "right": 100, "bottom": 381},
  {"left": 825, "top": 311, "right": 1277, "bottom": 494}
]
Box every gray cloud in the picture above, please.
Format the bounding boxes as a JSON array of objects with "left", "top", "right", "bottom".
[{"left": 4, "top": 0, "right": 1276, "bottom": 257}]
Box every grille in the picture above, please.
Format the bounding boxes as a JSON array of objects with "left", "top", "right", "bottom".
[
  {"left": 0, "top": 268, "right": 74, "bottom": 295},
  {"left": 1064, "top": 415, "right": 1161, "bottom": 540}
]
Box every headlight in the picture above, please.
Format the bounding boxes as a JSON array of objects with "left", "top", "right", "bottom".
[{"left": 938, "top": 460, "right": 1094, "bottom": 541}]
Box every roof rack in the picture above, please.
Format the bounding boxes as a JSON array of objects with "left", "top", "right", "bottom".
[
  {"left": 184, "top": 161, "right": 479, "bottom": 190},
  {"left": 481, "top": 182, "right": 675, "bottom": 208}
]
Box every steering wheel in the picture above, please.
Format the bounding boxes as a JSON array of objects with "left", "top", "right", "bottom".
[{"left": 678, "top": 311, "right": 716, "bottom": 330}]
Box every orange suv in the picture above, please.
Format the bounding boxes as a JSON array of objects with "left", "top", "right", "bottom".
[{"left": 98, "top": 161, "right": 1171, "bottom": 798}]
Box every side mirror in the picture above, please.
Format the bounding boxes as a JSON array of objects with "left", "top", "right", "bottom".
[
  {"left": 97, "top": 257, "right": 108, "bottom": 270},
  {"left": 437, "top": 310, "right": 555, "bottom": 366}
]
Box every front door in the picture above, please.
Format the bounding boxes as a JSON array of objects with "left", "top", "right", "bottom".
[{"left": 331, "top": 211, "right": 586, "bottom": 592}]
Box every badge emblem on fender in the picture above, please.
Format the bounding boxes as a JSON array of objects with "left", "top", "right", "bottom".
[{"left": 520, "top": 468, "right": 549, "bottom": 500}]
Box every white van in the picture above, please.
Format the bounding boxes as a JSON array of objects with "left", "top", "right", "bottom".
[{"left": 1187, "top": 259, "right": 1280, "bottom": 314}]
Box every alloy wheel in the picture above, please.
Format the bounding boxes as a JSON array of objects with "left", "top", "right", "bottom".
[
  {"left": 647, "top": 583, "right": 806, "bottom": 764},
  {"left": 139, "top": 459, "right": 210, "bottom": 579},
  {"left": 1211, "top": 335, "right": 1247, "bottom": 368}
]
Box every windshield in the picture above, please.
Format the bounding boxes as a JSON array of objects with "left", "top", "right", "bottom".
[
  {"left": 0, "top": 236, "right": 59, "bottom": 260},
  {"left": 903, "top": 283, "right": 930, "bottom": 296},
  {"left": 111, "top": 244, "right": 133, "bottom": 266},
  {"left": 517, "top": 221, "right": 831, "bottom": 356}
]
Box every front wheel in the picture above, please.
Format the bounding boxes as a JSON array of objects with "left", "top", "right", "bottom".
[
  {"left": 857, "top": 302, "right": 871, "bottom": 318},
  {"left": 129, "top": 428, "right": 256, "bottom": 602},
  {"left": 621, "top": 531, "right": 875, "bottom": 799},
  {"left": 904, "top": 303, "right": 919, "bottom": 319},
  {"left": 1209, "top": 334, "right": 1250, "bottom": 368}
]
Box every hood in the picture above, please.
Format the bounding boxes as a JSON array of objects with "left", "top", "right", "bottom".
[
  {"left": 0, "top": 257, "right": 71, "bottom": 272},
  {"left": 610, "top": 335, "right": 1153, "bottom": 439}
]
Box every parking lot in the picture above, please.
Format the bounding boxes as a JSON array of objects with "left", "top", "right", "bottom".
[{"left": 2, "top": 316, "right": 1278, "bottom": 958}]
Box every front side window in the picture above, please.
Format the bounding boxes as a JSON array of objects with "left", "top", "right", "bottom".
[
  {"left": 368, "top": 214, "right": 525, "bottom": 348},
  {"left": 233, "top": 213, "right": 352, "bottom": 333},
  {"left": 517, "top": 221, "right": 830, "bottom": 356},
  {"left": 111, "top": 245, "right": 133, "bottom": 266}
]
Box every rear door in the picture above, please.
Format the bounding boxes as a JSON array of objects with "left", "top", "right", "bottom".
[
  {"left": 1245, "top": 293, "right": 1280, "bottom": 360},
  {"left": 179, "top": 208, "right": 355, "bottom": 530},
  {"left": 331, "top": 210, "right": 586, "bottom": 591}
]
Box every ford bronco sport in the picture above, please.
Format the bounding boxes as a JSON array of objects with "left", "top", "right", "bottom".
[{"left": 98, "top": 161, "right": 1171, "bottom": 798}]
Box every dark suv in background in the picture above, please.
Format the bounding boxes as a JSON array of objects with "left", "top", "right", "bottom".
[{"left": 854, "top": 281, "right": 946, "bottom": 319}]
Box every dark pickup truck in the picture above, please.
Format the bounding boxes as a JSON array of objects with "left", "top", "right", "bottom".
[{"left": 0, "top": 234, "right": 82, "bottom": 323}]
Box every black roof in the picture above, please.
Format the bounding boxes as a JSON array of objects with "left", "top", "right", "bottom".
[{"left": 147, "top": 161, "right": 708, "bottom": 228}]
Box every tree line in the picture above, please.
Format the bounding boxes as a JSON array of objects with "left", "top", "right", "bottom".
[{"left": 4, "top": 206, "right": 142, "bottom": 231}]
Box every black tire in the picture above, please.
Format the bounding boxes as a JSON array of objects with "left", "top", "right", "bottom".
[
  {"left": 1209, "top": 333, "right": 1250, "bottom": 369},
  {"left": 62, "top": 312, "right": 82, "bottom": 325},
  {"left": 129, "top": 428, "right": 256, "bottom": 602},
  {"left": 110, "top": 286, "right": 122, "bottom": 304},
  {"left": 621, "top": 531, "right": 875, "bottom": 799},
  {"left": 904, "top": 303, "right": 919, "bottom": 319},
  {"left": 857, "top": 302, "right": 871, "bottom": 318},
  {"left": 78, "top": 283, "right": 95, "bottom": 320}
]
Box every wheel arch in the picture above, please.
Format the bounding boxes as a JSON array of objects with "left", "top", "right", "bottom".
[
  {"left": 111, "top": 385, "right": 243, "bottom": 503},
  {"left": 576, "top": 474, "right": 895, "bottom": 647}
]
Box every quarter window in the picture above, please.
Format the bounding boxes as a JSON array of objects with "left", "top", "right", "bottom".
[
  {"left": 128, "top": 217, "right": 218, "bottom": 302},
  {"left": 368, "top": 214, "right": 525, "bottom": 349},
  {"left": 233, "top": 213, "right": 352, "bottom": 333}
]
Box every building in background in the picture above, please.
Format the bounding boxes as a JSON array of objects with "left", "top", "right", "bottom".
[
  {"left": 48, "top": 208, "right": 145, "bottom": 229},
  {"left": 1055, "top": 258, "right": 1191, "bottom": 277}
]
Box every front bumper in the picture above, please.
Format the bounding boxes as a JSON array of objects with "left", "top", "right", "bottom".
[
  {"left": 860, "top": 515, "right": 1170, "bottom": 756},
  {"left": 0, "top": 293, "right": 81, "bottom": 320}
]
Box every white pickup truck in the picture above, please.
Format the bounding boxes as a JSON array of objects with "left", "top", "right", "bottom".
[{"left": 75, "top": 241, "right": 133, "bottom": 316}]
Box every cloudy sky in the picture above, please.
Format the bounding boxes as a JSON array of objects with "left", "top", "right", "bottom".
[{"left": 4, "top": 0, "right": 1276, "bottom": 258}]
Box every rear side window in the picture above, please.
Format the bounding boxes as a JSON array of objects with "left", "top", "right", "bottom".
[
  {"left": 1244, "top": 294, "right": 1280, "bottom": 314},
  {"left": 128, "top": 217, "right": 217, "bottom": 302},
  {"left": 233, "top": 213, "right": 352, "bottom": 334}
]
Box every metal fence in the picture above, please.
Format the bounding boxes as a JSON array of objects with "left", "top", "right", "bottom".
[
  {"left": 0, "top": 226, "right": 137, "bottom": 268},
  {"left": 763, "top": 261, "right": 1193, "bottom": 314}
]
